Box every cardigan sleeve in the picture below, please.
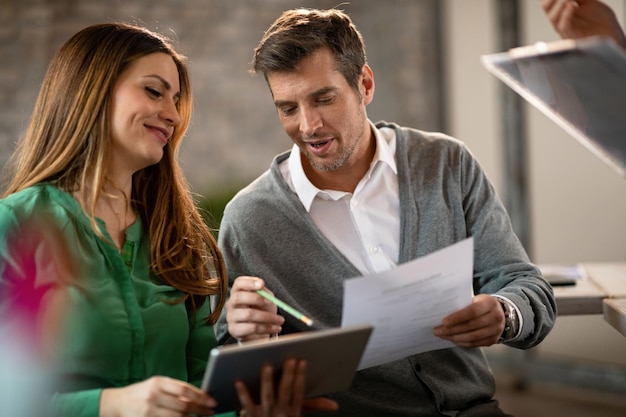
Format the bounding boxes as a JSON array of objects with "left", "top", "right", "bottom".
[{"left": 458, "top": 143, "right": 557, "bottom": 348}]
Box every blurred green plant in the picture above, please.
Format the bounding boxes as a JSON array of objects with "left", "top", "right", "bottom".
[{"left": 196, "top": 185, "right": 242, "bottom": 239}]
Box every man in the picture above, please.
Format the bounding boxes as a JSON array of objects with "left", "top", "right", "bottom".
[
  {"left": 216, "top": 8, "right": 556, "bottom": 417},
  {"left": 542, "top": 0, "right": 626, "bottom": 48}
]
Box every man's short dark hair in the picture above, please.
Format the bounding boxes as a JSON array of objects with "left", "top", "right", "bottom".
[{"left": 252, "top": 8, "right": 367, "bottom": 92}]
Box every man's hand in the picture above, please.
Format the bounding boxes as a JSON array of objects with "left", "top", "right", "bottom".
[
  {"left": 226, "top": 276, "right": 285, "bottom": 342},
  {"left": 433, "top": 294, "right": 504, "bottom": 348}
]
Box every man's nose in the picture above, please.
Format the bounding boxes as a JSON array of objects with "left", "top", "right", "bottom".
[{"left": 299, "top": 107, "right": 322, "bottom": 137}]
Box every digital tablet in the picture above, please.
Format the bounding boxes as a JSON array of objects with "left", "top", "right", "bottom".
[
  {"left": 481, "top": 36, "right": 626, "bottom": 178},
  {"left": 201, "top": 324, "right": 373, "bottom": 413}
]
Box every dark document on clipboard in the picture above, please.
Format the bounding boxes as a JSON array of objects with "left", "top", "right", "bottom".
[{"left": 481, "top": 36, "right": 626, "bottom": 178}]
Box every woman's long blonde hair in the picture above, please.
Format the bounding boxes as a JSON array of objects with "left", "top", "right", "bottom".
[{"left": 3, "top": 22, "right": 226, "bottom": 323}]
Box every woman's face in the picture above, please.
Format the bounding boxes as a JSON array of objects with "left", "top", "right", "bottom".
[{"left": 108, "top": 52, "right": 181, "bottom": 177}]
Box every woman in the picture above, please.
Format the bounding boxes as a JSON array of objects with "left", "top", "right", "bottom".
[{"left": 0, "top": 22, "right": 335, "bottom": 417}]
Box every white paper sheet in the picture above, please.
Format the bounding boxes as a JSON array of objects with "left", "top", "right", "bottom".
[{"left": 341, "top": 238, "right": 474, "bottom": 370}]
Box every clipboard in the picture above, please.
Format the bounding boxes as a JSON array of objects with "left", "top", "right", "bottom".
[
  {"left": 201, "top": 324, "right": 373, "bottom": 413},
  {"left": 481, "top": 36, "right": 626, "bottom": 178}
]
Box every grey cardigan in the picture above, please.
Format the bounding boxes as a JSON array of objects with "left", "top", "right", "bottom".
[{"left": 216, "top": 121, "right": 556, "bottom": 416}]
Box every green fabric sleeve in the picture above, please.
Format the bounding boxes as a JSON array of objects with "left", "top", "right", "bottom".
[{"left": 50, "top": 389, "right": 101, "bottom": 417}]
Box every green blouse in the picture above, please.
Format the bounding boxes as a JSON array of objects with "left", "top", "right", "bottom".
[{"left": 0, "top": 184, "right": 234, "bottom": 417}]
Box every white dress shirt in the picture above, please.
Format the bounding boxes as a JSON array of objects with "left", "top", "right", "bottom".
[{"left": 280, "top": 121, "right": 400, "bottom": 275}]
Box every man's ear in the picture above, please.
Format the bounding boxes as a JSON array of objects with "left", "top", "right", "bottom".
[{"left": 360, "top": 64, "right": 375, "bottom": 105}]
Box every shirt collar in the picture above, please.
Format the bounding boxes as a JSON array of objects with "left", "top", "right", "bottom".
[{"left": 288, "top": 120, "right": 397, "bottom": 212}]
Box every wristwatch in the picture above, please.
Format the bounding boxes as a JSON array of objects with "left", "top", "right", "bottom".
[{"left": 497, "top": 297, "right": 520, "bottom": 343}]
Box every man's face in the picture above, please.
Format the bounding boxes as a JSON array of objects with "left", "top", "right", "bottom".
[{"left": 267, "top": 48, "right": 375, "bottom": 177}]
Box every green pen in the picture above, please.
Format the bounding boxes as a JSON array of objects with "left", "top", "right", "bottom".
[{"left": 256, "top": 289, "right": 314, "bottom": 327}]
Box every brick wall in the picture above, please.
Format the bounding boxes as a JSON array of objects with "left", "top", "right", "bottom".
[{"left": 0, "top": 0, "right": 444, "bottom": 194}]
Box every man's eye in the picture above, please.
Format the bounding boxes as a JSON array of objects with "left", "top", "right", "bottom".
[{"left": 280, "top": 107, "right": 296, "bottom": 116}]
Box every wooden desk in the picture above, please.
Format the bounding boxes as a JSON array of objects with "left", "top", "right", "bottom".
[
  {"left": 583, "top": 263, "right": 626, "bottom": 298},
  {"left": 550, "top": 262, "right": 626, "bottom": 336},
  {"left": 552, "top": 275, "right": 607, "bottom": 315},
  {"left": 603, "top": 298, "right": 626, "bottom": 337},
  {"left": 548, "top": 262, "right": 626, "bottom": 315}
]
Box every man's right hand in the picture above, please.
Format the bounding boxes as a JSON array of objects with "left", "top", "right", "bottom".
[{"left": 226, "top": 276, "right": 285, "bottom": 342}]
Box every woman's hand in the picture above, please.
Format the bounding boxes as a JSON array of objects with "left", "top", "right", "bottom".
[
  {"left": 100, "top": 376, "right": 217, "bottom": 417},
  {"left": 235, "top": 359, "right": 338, "bottom": 417},
  {"left": 226, "top": 276, "right": 285, "bottom": 342}
]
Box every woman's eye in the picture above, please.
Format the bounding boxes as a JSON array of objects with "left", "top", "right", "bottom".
[{"left": 146, "top": 87, "right": 162, "bottom": 98}]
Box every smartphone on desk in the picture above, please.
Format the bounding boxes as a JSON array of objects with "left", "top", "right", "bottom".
[{"left": 538, "top": 264, "right": 583, "bottom": 287}]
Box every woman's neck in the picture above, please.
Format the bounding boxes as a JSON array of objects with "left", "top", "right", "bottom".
[
  {"left": 76, "top": 180, "right": 136, "bottom": 251},
  {"left": 96, "top": 189, "right": 136, "bottom": 251}
]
